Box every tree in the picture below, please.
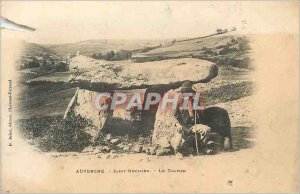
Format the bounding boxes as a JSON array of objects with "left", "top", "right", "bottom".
[
  {"left": 103, "top": 51, "right": 115, "bottom": 61},
  {"left": 91, "top": 50, "right": 132, "bottom": 61},
  {"left": 216, "top": 29, "right": 223, "bottom": 34}
]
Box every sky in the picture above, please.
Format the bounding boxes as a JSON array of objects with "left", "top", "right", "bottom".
[{"left": 1, "top": 1, "right": 298, "bottom": 44}]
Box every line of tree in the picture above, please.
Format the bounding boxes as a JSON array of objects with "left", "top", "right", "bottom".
[
  {"left": 91, "top": 49, "right": 132, "bottom": 61},
  {"left": 215, "top": 27, "right": 236, "bottom": 34}
]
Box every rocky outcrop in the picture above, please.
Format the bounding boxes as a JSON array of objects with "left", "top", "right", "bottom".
[
  {"left": 152, "top": 110, "right": 184, "bottom": 150},
  {"left": 63, "top": 88, "right": 113, "bottom": 139},
  {"left": 151, "top": 89, "right": 185, "bottom": 152},
  {"left": 63, "top": 88, "right": 149, "bottom": 139}
]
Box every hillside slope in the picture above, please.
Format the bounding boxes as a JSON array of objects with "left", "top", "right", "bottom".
[{"left": 132, "top": 33, "right": 253, "bottom": 70}]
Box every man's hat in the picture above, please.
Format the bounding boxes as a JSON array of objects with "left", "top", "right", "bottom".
[{"left": 180, "top": 81, "right": 194, "bottom": 92}]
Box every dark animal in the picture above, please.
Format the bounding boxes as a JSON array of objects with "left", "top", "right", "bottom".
[{"left": 196, "top": 107, "right": 233, "bottom": 150}]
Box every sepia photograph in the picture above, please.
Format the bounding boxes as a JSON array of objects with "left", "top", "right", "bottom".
[{"left": 1, "top": 1, "right": 299, "bottom": 193}]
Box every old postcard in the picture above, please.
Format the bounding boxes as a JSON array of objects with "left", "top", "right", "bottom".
[{"left": 0, "top": 1, "right": 299, "bottom": 193}]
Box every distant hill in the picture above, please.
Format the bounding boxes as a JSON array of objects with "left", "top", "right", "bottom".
[
  {"left": 17, "top": 42, "right": 66, "bottom": 83},
  {"left": 43, "top": 39, "right": 163, "bottom": 56},
  {"left": 23, "top": 32, "right": 253, "bottom": 70},
  {"left": 21, "top": 42, "right": 57, "bottom": 57}
]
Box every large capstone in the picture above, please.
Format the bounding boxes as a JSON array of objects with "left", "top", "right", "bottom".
[{"left": 25, "top": 56, "right": 218, "bottom": 90}]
